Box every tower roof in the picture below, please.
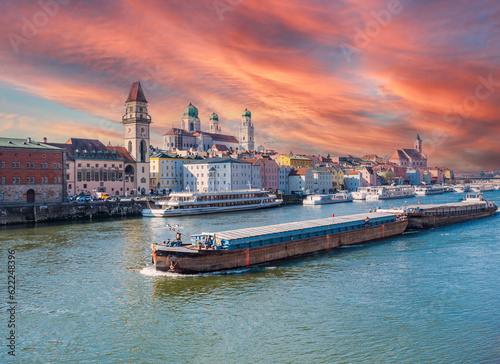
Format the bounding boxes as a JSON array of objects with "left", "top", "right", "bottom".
[
  {"left": 242, "top": 108, "right": 251, "bottom": 118},
  {"left": 416, "top": 133, "right": 422, "bottom": 141},
  {"left": 183, "top": 102, "right": 199, "bottom": 118},
  {"left": 210, "top": 112, "right": 219, "bottom": 121},
  {"left": 125, "top": 81, "right": 148, "bottom": 103}
]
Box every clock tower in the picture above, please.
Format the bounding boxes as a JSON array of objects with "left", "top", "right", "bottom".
[{"left": 122, "top": 81, "right": 151, "bottom": 195}]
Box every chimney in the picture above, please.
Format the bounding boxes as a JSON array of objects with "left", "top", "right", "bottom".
[
  {"left": 27, "top": 137, "right": 32, "bottom": 143},
  {"left": 43, "top": 137, "right": 47, "bottom": 143}
]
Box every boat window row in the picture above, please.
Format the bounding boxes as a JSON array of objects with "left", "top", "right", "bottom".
[{"left": 195, "top": 193, "right": 266, "bottom": 201}]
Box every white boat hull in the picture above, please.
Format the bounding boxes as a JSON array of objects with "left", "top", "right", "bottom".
[{"left": 142, "top": 201, "right": 282, "bottom": 217}]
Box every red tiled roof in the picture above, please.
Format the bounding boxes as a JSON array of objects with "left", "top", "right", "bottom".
[
  {"left": 106, "top": 146, "right": 135, "bottom": 163},
  {"left": 211, "top": 144, "right": 229, "bottom": 152},
  {"left": 402, "top": 148, "right": 425, "bottom": 160},
  {"left": 192, "top": 131, "right": 239, "bottom": 143},
  {"left": 390, "top": 150, "right": 408, "bottom": 160},
  {"left": 289, "top": 168, "right": 309, "bottom": 176},
  {"left": 164, "top": 128, "right": 194, "bottom": 136},
  {"left": 48, "top": 138, "right": 134, "bottom": 162},
  {"left": 125, "top": 81, "right": 148, "bottom": 103},
  {"left": 241, "top": 158, "right": 258, "bottom": 164},
  {"left": 345, "top": 171, "right": 361, "bottom": 175}
]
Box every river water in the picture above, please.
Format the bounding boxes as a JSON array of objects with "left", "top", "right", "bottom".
[{"left": 1, "top": 191, "right": 499, "bottom": 363}]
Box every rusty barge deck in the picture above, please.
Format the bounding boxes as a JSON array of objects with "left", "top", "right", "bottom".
[
  {"left": 152, "top": 212, "right": 408, "bottom": 274},
  {"left": 377, "top": 197, "right": 497, "bottom": 229}
]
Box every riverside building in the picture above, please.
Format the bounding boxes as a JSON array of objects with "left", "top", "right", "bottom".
[{"left": 0, "top": 137, "right": 65, "bottom": 204}]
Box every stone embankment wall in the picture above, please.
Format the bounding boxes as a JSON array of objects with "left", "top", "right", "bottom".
[{"left": 0, "top": 200, "right": 150, "bottom": 225}]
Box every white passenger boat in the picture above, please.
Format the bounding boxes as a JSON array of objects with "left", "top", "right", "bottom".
[
  {"left": 351, "top": 187, "right": 379, "bottom": 200},
  {"left": 142, "top": 190, "right": 282, "bottom": 217},
  {"left": 365, "top": 186, "right": 415, "bottom": 201},
  {"left": 414, "top": 185, "right": 444, "bottom": 196},
  {"left": 453, "top": 184, "right": 470, "bottom": 193},
  {"left": 471, "top": 183, "right": 496, "bottom": 192},
  {"left": 303, "top": 192, "right": 353, "bottom": 205},
  {"left": 442, "top": 185, "right": 455, "bottom": 193},
  {"left": 495, "top": 185, "right": 500, "bottom": 190}
]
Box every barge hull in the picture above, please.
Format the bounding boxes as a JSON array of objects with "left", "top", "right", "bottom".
[
  {"left": 153, "top": 220, "right": 408, "bottom": 274},
  {"left": 407, "top": 207, "right": 497, "bottom": 229}
]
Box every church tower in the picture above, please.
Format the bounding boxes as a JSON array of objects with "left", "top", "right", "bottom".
[
  {"left": 181, "top": 103, "right": 201, "bottom": 133},
  {"left": 414, "top": 133, "right": 422, "bottom": 153},
  {"left": 239, "top": 108, "right": 254, "bottom": 151},
  {"left": 209, "top": 113, "right": 222, "bottom": 134},
  {"left": 122, "top": 81, "right": 151, "bottom": 195}
]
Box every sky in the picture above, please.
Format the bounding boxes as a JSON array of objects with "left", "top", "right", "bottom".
[{"left": 0, "top": 0, "right": 499, "bottom": 171}]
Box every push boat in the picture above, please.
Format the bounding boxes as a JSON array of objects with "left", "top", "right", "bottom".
[
  {"left": 376, "top": 194, "right": 497, "bottom": 229},
  {"left": 142, "top": 190, "right": 282, "bottom": 217},
  {"left": 151, "top": 212, "right": 408, "bottom": 274},
  {"left": 303, "top": 192, "right": 353, "bottom": 205}
]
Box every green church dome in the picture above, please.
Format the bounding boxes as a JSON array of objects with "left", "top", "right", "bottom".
[
  {"left": 242, "top": 108, "right": 251, "bottom": 118},
  {"left": 183, "top": 103, "right": 198, "bottom": 118},
  {"left": 210, "top": 112, "right": 219, "bottom": 121}
]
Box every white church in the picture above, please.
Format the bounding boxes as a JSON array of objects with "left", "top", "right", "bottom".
[{"left": 163, "top": 103, "right": 255, "bottom": 152}]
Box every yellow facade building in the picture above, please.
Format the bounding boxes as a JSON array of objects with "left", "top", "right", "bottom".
[
  {"left": 279, "top": 154, "right": 312, "bottom": 168},
  {"left": 150, "top": 152, "right": 202, "bottom": 193}
]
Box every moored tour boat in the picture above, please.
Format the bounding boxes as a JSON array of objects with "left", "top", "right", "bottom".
[
  {"left": 414, "top": 185, "right": 444, "bottom": 196},
  {"left": 365, "top": 186, "right": 415, "bottom": 201},
  {"left": 142, "top": 190, "right": 282, "bottom": 217},
  {"left": 303, "top": 192, "right": 353, "bottom": 205},
  {"left": 152, "top": 212, "right": 408, "bottom": 274}
]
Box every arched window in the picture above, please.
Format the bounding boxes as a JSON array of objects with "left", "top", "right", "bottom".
[
  {"left": 128, "top": 141, "right": 132, "bottom": 153},
  {"left": 140, "top": 140, "right": 147, "bottom": 162}
]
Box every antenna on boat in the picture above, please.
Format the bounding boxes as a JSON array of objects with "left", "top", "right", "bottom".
[{"left": 166, "top": 224, "right": 196, "bottom": 242}]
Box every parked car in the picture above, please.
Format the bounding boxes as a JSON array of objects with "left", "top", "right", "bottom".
[{"left": 76, "top": 195, "right": 92, "bottom": 203}]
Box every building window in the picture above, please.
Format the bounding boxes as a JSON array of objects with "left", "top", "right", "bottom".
[
  {"left": 14, "top": 193, "right": 19, "bottom": 200},
  {"left": 12, "top": 162, "right": 16, "bottom": 168},
  {"left": 0, "top": 161, "right": 3, "bottom": 168},
  {"left": 12, "top": 177, "right": 16, "bottom": 184}
]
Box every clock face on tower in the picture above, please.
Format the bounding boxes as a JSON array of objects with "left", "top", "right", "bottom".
[
  {"left": 137, "top": 126, "right": 149, "bottom": 138},
  {"left": 126, "top": 127, "right": 133, "bottom": 137}
]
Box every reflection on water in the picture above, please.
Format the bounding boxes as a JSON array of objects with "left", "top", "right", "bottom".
[{"left": 1, "top": 191, "right": 499, "bottom": 363}]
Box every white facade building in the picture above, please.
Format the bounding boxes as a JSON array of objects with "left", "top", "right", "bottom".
[
  {"left": 344, "top": 171, "right": 362, "bottom": 192},
  {"left": 312, "top": 169, "right": 333, "bottom": 193},
  {"left": 278, "top": 165, "right": 292, "bottom": 194},
  {"left": 288, "top": 168, "right": 314, "bottom": 194},
  {"left": 184, "top": 157, "right": 254, "bottom": 192}
]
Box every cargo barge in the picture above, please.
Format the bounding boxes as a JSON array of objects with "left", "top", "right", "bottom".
[
  {"left": 376, "top": 194, "right": 497, "bottom": 229},
  {"left": 152, "top": 212, "right": 408, "bottom": 274}
]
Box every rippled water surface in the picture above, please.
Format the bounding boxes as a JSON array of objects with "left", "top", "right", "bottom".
[{"left": 1, "top": 191, "right": 499, "bottom": 363}]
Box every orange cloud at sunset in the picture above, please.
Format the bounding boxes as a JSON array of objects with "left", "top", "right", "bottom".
[{"left": 0, "top": 0, "right": 499, "bottom": 170}]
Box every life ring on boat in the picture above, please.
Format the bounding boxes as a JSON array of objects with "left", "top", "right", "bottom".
[{"left": 169, "top": 256, "right": 178, "bottom": 270}]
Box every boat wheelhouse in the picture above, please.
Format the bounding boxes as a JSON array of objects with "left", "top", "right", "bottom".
[{"left": 142, "top": 190, "right": 282, "bottom": 217}]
